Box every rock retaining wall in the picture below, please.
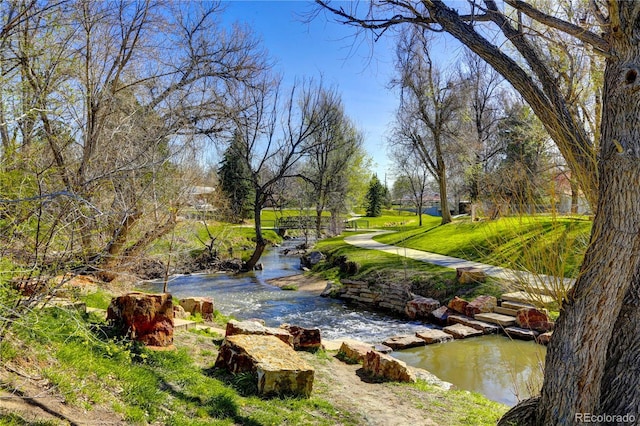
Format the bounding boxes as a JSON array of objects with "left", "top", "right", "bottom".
[{"left": 339, "top": 279, "right": 412, "bottom": 314}]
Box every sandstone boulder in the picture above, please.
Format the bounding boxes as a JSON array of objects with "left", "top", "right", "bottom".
[
  {"left": 416, "top": 329, "right": 454, "bottom": 344},
  {"left": 225, "top": 320, "right": 293, "bottom": 347},
  {"left": 430, "top": 306, "right": 454, "bottom": 325},
  {"left": 405, "top": 297, "right": 440, "bottom": 320},
  {"left": 447, "top": 296, "right": 469, "bottom": 315},
  {"left": 516, "top": 307, "right": 554, "bottom": 332},
  {"left": 443, "top": 323, "right": 483, "bottom": 339},
  {"left": 179, "top": 297, "right": 214, "bottom": 320},
  {"left": 363, "top": 351, "right": 416, "bottom": 383},
  {"left": 337, "top": 340, "right": 373, "bottom": 364},
  {"left": 107, "top": 292, "right": 174, "bottom": 347},
  {"left": 280, "top": 324, "right": 322, "bottom": 351},
  {"left": 173, "top": 304, "right": 189, "bottom": 320},
  {"left": 382, "top": 335, "right": 426, "bottom": 350},
  {"left": 215, "top": 334, "right": 314, "bottom": 397},
  {"left": 464, "top": 295, "right": 497, "bottom": 317},
  {"left": 456, "top": 267, "right": 487, "bottom": 284}
]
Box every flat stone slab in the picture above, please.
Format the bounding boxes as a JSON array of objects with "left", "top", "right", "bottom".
[
  {"left": 225, "top": 320, "right": 293, "bottom": 347},
  {"left": 416, "top": 329, "right": 453, "bottom": 344},
  {"left": 501, "top": 291, "right": 555, "bottom": 306},
  {"left": 373, "top": 344, "right": 393, "bottom": 354},
  {"left": 447, "top": 315, "right": 500, "bottom": 334},
  {"left": 215, "top": 334, "right": 314, "bottom": 397},
  {"left": 501, "top": 300, "right": 536, "bottom": 311},
  {"left": 494, "top": 306, "right": 518, "bottom": 316},
  {"left": 443, "top": 323, "right": 483, "bottom": 339},
  {"left": 505, "top": 326, "right": 540, "bottom": 341},
  {"left": 382, "top": 335, "right": 426, "bottom": 350},
  {"left": 474, "top": 313, "right": 517, "bottom": 327}
]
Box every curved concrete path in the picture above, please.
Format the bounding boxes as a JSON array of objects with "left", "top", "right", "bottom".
[{"left": 344, "top": 231, "right": 574, "bottom": 292}]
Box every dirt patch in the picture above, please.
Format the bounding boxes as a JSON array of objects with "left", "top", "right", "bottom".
[
  {"left": 267, "top": 273, "right": 329, "bottom": 295},
  {"left": 0, "top": 368, "right": 125, "bottom": 425},
  {"left": 299, "top": 351, "right": 439, "bottom": 426}
]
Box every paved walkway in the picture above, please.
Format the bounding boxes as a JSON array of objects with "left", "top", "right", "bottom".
[{"left": 344, "top": 231, "right": 575, "bottom": 291}]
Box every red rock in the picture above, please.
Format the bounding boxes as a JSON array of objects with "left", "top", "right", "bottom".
[
  {"left": 225, "top": 320, "right": 293, "bottom": 346},
  {"left": 516, "top": 308, "right": 554, "bottom": 332},
  {"left": 405, "top": 297, "right": 441, "bottom": 320},
  {"left": 107, "top": 292, "right": 174, "bottom": 347},
  {"left": 363, "top": 351, "right": 416, "bottom": 383},
  {"left": 464, "top": 295, "right": 497, "bottom": 317},
  {"left": 447, "top": 296, "right": 469, "bottom": 315},
  {"left": 179, "top": 297, "right": 214, "bottom": 320},
  {"left": 280, "top": 324, "right": 322, "bottom": 351},
  {"left": 537, "top": 331, "right": 553, "bottom": 345},
  {"left": 430, "top": 306, "right": 454, "bottom": 325}
]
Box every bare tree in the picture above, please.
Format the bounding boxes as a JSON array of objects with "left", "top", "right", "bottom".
[
  {"left": 229, "top": 77, "right": 340, "bottom": 271},
  {"left": 316, "top": 1, "right": 640, "bottom": 423},
  {"left": 457, "top": 50, "right": 505, "bottom": 217},
  {"left": 390, "top": 145, "right": 430, "bottom": 226},
  {"left": 391, "top": 28, "right": 461, "bottom": 225},
  {"left": 301, "top": 88, "right": 364, "bottom": 238},
  {"left": 0, "top": 1, "right": 269, "bottom": 276}
]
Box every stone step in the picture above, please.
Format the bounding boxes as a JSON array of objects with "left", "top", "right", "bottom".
[
  {"left": 447, "top": 314, "right": 500, "bottom": 334},
  {"left": 504, "top": 326, "right": 540, "bottom": 341},
  {"left": 474, "top": 312, "right": 517, "bottom": 327},
  {"left": 494, "top": 306, "right": 518, "bottom": 316},
  {"left": 416, "top": 329, "right": 454, "bottom": 344},
  {"left": 501, "top": 291, "right": 555, "bottom": 306},
  {"left": 501, "top": 300, "right": 536, "bottom": 311},
  {"left": 443, "top": 323, "right": 483, "bottom": 339}
]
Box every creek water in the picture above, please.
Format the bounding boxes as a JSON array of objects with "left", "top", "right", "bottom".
[{"left": 140, "top": 240, "right": 545, "bottom": 406}]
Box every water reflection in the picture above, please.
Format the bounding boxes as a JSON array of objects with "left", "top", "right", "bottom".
[{"left": 391, "top": 335, "right": 546, "bottom": 406}]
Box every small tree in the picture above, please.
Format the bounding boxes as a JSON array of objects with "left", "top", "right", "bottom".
[{"left": 364, "top": 174, "right": 385, "bottom": 217}]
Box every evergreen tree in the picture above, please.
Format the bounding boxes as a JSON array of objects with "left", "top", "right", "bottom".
[
  {"left": 218, "top": 131, "right": 254, "bottom": 222},
  {"left": 364, "top": 174, "right": 385, "bottom": 217}
]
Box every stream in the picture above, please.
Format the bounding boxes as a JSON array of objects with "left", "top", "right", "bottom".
[{"left": 140, "top": 239, "right": 545, "bottom": 406}]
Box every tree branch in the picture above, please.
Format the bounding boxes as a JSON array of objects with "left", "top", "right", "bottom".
[{"left": 504, "top": 0, "right": 609, "bottom": 53}]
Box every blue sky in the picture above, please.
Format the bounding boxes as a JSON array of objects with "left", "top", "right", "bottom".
[{"left": 219, "top": 1, "right": 404, "bottom": 183}]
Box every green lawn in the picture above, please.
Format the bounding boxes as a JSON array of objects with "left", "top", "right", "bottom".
[
  {"left": 314, "top": 232, "right": 504, "bottom": 301},
  {"left": 374, "top": 215, "right": 592, "bottom": 278}
]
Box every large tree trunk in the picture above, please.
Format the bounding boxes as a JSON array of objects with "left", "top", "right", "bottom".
[
  {"left": 501, "top": 11, "right": 640, "bottom": 423},
  {"left": 598, "top": 270, "right": 640, "bottom": 416}
]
